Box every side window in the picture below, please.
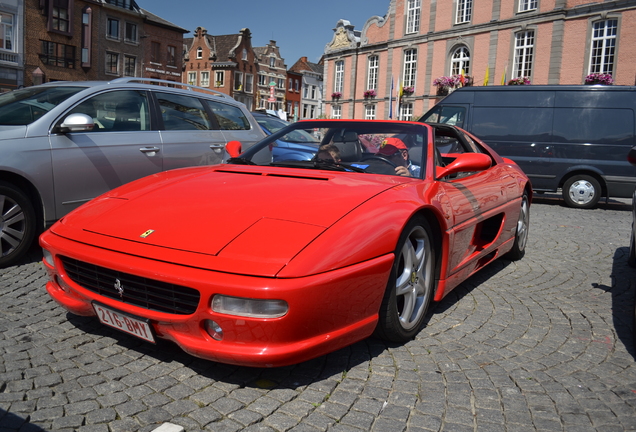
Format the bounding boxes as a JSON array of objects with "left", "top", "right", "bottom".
[
  {"left": 67, "top": 90, "right": 150, "bottom": 132},
  {"left": 421, "top": 106, "right": 466, "bottom": 127},
  {"left": 156, "top": 92, "right": 211, "bottom": 131},
  {"left": 204, "top": 100, "right": 250, "bottom": 130}
]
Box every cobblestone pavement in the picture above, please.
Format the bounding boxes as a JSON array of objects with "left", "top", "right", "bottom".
[{"left": 1, "top": 195, "right": 636, "bottom": 432}]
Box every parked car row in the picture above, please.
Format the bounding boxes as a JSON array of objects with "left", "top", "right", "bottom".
[{"left": 0, "top": 78, "right": 265, "bottom": 267}]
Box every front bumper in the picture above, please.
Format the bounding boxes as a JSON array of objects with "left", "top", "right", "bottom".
[{"left": 41, "top": 230, "right": 393, "bottom": 367}]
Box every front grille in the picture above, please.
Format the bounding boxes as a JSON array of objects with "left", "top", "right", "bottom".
[{"left": 60, "top": 256, "right": 200, "bottom": 315}]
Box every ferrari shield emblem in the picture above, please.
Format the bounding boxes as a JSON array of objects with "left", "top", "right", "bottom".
[{"left": 140, "top": 229, "right": 155, "bottom": 238}]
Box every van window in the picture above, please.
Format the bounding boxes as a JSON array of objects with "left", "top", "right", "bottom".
[
  {"left": 205, "top": 100, "right": 250, "bottom": 130},
  {"left": 156, "top": 92, "right": 212, "bottom": 131},
  {"left": 422, "top": 105, "right": 466, "bottom": 127},
  {"left": 0, "top": 86, "right": 86, "bottom": 125},
  {"left": 553, "top": 108, "right": 633, "bottom": 145},
  {"left": 472, "top": 107, "right": 552, "bottom": 142}
]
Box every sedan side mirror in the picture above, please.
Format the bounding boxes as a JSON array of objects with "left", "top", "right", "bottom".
[
  {"left": 57, "top": 113, "right": 95, "bottom": 133},
  {"left": 436, "top": 152, "right": 492, "bottom": 179}
]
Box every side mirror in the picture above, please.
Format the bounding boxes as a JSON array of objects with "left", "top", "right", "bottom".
[
  {"left": 57, "top": 113, "right": 95, "bottom": 133},
  {"left": 225, "top": 140, "right": 242, "bottom": 158},
  {"left": 437, "top": 152, "right": 492, "bottom": 179}
]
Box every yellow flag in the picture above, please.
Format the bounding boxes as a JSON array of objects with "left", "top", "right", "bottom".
[
  {"left": 483, "top": 66, "right": 490, "bottom": 86},
  {"left": 501, "top": 67, "right": 507, "bottom": 85}
]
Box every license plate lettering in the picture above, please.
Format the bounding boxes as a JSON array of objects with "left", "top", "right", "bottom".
[{"left": 93, "top": 303, "right": 155, "bottom": 343}]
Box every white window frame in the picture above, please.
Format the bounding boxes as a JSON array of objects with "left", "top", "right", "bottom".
[
  {"left": 403, "top": 49, "right": 417, "bottom": 88},
  {"left": 406, "top": 0, "right": 421, "bottom": 34},
  {"left": 245, "top": 73, "right": 254, "bottom": 93},
  {"left": 589, "top": 19, "right": 618, "bottom": 75},
  {"left": 367, "top": 55, "right": 378, "bottom": 91},
  {"left": 451, "top": 46, "right": 470, "bottom": 76},
  {"left": 187, "top": 71, "right": 197, "bottom": 86},
  {"left": 234, "top": 71, "right": 243, "bottom": 91},
  {"left": 0, "top": 13, "right": 14, "bottom": 51},
  {"left": 400, "top": 103, "right": 413, "bottom": 121},
  {"left": 332, "top": 105, "right": 341, "bottom": 119},
  {"left": 518, "top": 0, "right": 538, "bottom": 12},
  {"left": 196, "top": 47, "right": 202, "bottom": 59},
  {"left": 365, "top": 104, "right": 376, "bottom": 120},
  {"left": 456, "top": 0, "right": 472, "bottom": 24},
  {"left": 334, "top": 60, "right": 344, "bottom": 93},
  {"left": 200, "top": 71, "right": 210, "bottom": 87},
  {"left": 513, "top": 30, "right": 534, "bottom": 78},
  {"left": 215, "top": 71, "right": 224, "bottom": 87}
]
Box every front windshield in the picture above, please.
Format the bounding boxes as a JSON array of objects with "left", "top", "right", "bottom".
[
  {"left": 257, "top": 115, "right": 319, "bottom": 144},
  {"left": 233, "top": 120, "right": 427, "bottom": 179},
  {"left": 0, "top": 86, "right": 86, "bottom": 125}
]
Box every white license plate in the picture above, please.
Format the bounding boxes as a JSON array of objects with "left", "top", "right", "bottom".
[{"left": 93, "top": 303, "right": 156, "bottom": 343}]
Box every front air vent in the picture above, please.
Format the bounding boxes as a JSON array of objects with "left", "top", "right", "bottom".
[{"left": 60, "top": 256, "right": 200, "bottom": 315}]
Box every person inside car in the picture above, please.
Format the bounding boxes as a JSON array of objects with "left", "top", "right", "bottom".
[
  {"left": 316, "top": 144, "right": 342, "bottom": 163},
  {"left": 376, "top": 137, "right": 421, "bottom": 177}
]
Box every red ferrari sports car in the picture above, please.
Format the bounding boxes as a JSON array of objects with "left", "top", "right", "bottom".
[{"left": 40, "top": 120, "right": 531, "bottom": 367}]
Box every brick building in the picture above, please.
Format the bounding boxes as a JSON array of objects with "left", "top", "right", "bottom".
[
  {"left": 286, "top": 69, "right": 302, "bottom": 121},
  {"left": 322, "top": 0, "right": 636, "bottom": 120},
  {"left": 23, "top": 0, "right": 185, "bottom": 87},
  {"left": 183, "top": 27, "right": 258, "bottom": 110},
  {"left": 254, "top": 40, "right": 286, "bottom": 112},
  {"left": 139, "top": 9, "right": 187, "bottom": 83}
]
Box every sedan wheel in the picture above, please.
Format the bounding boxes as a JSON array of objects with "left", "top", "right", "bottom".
[
  {"left": 375, "top": 216, "right": 435, "bottom": 342},
  {"left": 0, "top": 182, "right": 36, "bottom": 268}
]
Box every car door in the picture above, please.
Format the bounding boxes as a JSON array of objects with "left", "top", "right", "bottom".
[
  {"left": 155, "top": 91, "right": 228, "bottom": 169},
  {"left": 435, "top": 128, "right": 517, "bottom": 276},
  {"left": 205, "top": 100, "right": 266, "bottom": 154},
  {"left": 49, "top": 89, "right": 162, "bottom": 218}
]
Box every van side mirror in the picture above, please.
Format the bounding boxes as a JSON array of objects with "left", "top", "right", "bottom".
[
  {"left": 226, "top": 140, "right": 242, "bottom": 158},
  {"left": 57, "top": 113, "right": 95, "bottom": 133},
  {"left": 436, "top": 152, "right": 492, "bottom": 179}
]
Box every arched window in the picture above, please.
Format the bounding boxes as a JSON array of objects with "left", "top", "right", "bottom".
[{"left": 451, "top": 46, "right": 470, "bottom": 75}]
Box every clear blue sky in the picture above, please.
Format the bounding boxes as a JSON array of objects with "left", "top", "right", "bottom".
[{"left": 137, "top": 0, "right": 390, "bottom": 65}]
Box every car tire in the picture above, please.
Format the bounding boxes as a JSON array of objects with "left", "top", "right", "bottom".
[
  {"left": 506, "top": 190, "right": 530, "bottom": 261},
  {"left": 562, "top": 175, "right": 601, "bottom": 209},
  {"left": 0, "top": 182, "right": 37, "bottom": 268},
  {"left": 375, "top": 216, "right": 436, "bottom": 342}
]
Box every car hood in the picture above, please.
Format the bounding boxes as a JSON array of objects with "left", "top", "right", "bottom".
[{"left": 55, "top": 165, "right": 412, "bottom": 276}]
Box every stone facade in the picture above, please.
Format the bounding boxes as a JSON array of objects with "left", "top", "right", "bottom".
[
  {"left": 0, "top": 0, "right": 24, "bottom": 91},
  {"left": 322, "top": 0, "right": 636, "bottom": 120}
]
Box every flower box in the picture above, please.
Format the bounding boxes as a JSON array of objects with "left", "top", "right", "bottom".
[
  {"left": 585, "top": 73, "right": 613, "bottom": 85},
  {"left": 363, "top": 89, "right": 376, "bottom": 98},
  {"left": 507, "top": 77, "right": 531, "bottom": 85}
]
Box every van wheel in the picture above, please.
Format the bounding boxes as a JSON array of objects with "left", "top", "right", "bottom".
[
  {"left": 0, "top": 182, "right": 37, "bottom": 268},
  {"left": 562, "top": 175, "right": 601, "bottom": 209}
]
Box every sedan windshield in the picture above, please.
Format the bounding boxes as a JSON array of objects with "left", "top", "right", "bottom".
[
  {"left": 231, "top": 120, "right": 428, "bottom": 179},
  {"left": 0, "top": 86, "right": 86, "bottom": 125}
]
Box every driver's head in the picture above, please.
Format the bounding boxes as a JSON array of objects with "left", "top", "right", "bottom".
[{"left": 376, "top": 137, "right": 409, "bottom": 167}]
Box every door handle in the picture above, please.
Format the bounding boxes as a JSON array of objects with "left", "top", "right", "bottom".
[
  {"left": 140, "top": 147, "right": 160, "bottom": 155},
  {"left": 210, "top": 144, "right": 225, "bottom": 153}
]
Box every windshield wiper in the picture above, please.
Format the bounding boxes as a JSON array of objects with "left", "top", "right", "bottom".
[{"left": 227, "top": 157, "right": 256, "bottom": 165}]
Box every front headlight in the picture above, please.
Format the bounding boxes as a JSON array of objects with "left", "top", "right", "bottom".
[{"left": 212, "top": 295, "right": 288, "bottom": 318}]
